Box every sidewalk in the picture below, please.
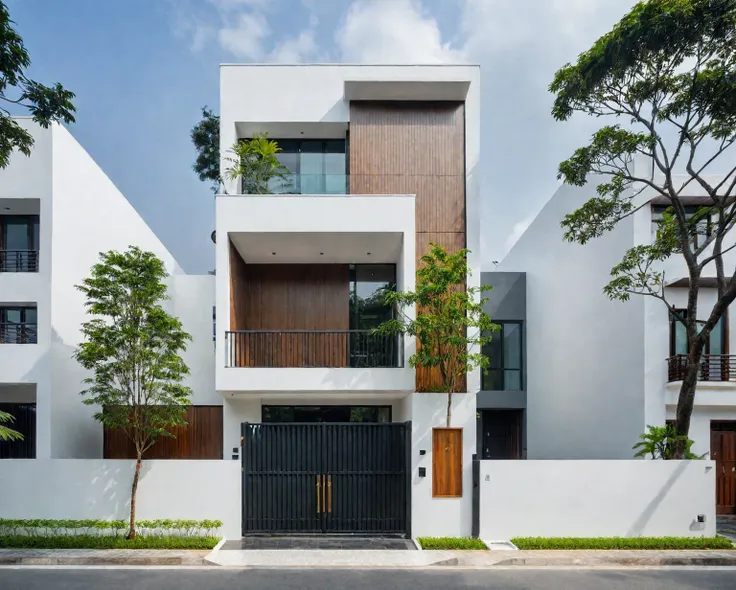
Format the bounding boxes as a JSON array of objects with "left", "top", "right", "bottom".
[
  {"left": 205, "top": 548, "right": 736, "bottom": 568},
  {"left": 0, "top": 548, "right": 209, "bottom": 566}
]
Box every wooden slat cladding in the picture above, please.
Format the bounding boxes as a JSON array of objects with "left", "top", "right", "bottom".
[
  {"left": 229, "top": 240, "right": 248, "bottom": 331},
  {"left": 229, "top": 262, "right": 350, "bottom": 368},
  {"left": 432, "top": 428, "right": 463, "bottom": 497},
  {"left": 104, "top": 406, "right": 223, "bottom": 460},
  {"left": 350, "top": 102, "right": 467, "bottom": 393},
  {"left": 239, "top": 264, "right": 349, "bottom": 330},
  {"left": 349, "top": 102, "right": 466, "bottom": 234}
]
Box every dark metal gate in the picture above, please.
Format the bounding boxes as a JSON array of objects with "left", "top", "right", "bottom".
[{"left": 242, "top": 422, "right": 411, "bottom": 536}]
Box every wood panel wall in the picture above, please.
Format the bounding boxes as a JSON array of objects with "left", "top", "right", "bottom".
[
  {"left": 432, "top": 427, "right": 463, "bottom": 498},
  {"left": 103, "top": 406, "right": 223, "bottom": 460},
  {"left": 227, "top": 256, "right": 351, "bottom": 367},
  {"left": 349, "top": 102, "right": 467, "bottom": 392}
]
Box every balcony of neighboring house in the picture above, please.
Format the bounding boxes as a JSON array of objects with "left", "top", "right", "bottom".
[
  {"left": 0, "top": 305, "right": 41, "bottom": 385},
  {"left": 665, "top": 308, "right": 736, "bottom": 406},
  {"left": 0, "top": 213, "right": 40, "bottom": 273}
]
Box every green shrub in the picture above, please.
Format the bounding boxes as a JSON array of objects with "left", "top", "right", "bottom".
[
  {"left": 0, "top": 518, "right": 223, "bottom": 539},
  {"left": 511, "top": 537, "right": 735, "bottom": 550},
  {"left": 0, "top": 535, "right": 219, "bottom": 550},
  {"left": 417, "top": 537, "right": 487, "bottom": 550}
]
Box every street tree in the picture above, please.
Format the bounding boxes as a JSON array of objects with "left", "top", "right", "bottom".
[
  {"left": 74, "top": 247, "right": 193, "bottom": 538},
  {"left": 375, "top": 244, "right": 498, "bottom": 426},
  {"left": 0, "top": 1, "right": 75, "bottom": 168},
  {"left": 551, "top": 0, "right": 736, "bottom": 457},
  {"left": 190, "top": 106, "right": 220, "bottom": 193}
]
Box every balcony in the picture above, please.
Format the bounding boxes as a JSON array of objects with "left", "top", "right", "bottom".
[
  {"left": 0, "top": 250, "right": 39, "bottom": 273},
  {"left": 218, "top": 329, "right": 414, "bottom": 394},
  {"left": 225, "top": 330, "right": 404, "bottom": 368},
  {"left": 265, "top": 174, "right": 348, "bottom": 195},
  {"left": 0, "top": 323, "right": 37, "bottom": 344},
  {"left": 667, "top": 354, "right": 736, "bottom": 382}
]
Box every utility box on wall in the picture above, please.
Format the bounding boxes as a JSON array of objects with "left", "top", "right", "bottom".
[{"left": 432, "top": 427, "right": 463, "bottom": 497}]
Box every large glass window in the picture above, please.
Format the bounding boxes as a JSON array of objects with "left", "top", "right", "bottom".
[
  {"left": 670, "top": 309, "right": 725, "bottom": 355},
  {"left": 349, "top": 265, "right": 397, "bottom": 368},
  {"left": 482, "top": 321, "right": 523, "bottom": 391},
  {"left": 262, "top": 405, "right": 391, "bottom": 423},
  {"left": 270, "top": 139, "right": 347, "bottom": 194}
]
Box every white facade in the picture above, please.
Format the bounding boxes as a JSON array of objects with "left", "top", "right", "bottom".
[
  {"left": 499, "top": 168, "right": 736, "bottom": 460},
  {"left": 0, "top": 119, "right": 216, "bottom": 459}
]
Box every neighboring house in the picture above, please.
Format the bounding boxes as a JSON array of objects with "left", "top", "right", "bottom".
[
  {"left": 494, "top": 166, "right": 736, "bottom": 514},
  {"left": 0, "top": 64, "right": 483, "bottom": 538},
  {"left": 0, "top": 118, "right": 216, "bottom": 461}
]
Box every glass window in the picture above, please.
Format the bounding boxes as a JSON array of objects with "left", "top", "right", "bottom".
[
  {"left": 0, "top": 306, "right": 38, "bottom": 344},
  {"left": 262, "top": 139, "right": 347, "bottom": 194},
  {"left": 482, "top": 321, "right": 523, "bottom": 391},
  {"left": 670, "top": 309, "right": 726, "bottom": 356},
  {"left": 262, "top": 405, "right": 392, "bottom": 423}
]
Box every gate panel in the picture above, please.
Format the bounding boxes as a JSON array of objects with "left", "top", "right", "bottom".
[
  {"left": 242, "top": 423, "right": 323, "bottom": 533},
  {"left": 324, "top": 423, "right": 408, "bottom": 534},
  {"left": 242, "top": 422, "right": 410, "bottom": 535}
]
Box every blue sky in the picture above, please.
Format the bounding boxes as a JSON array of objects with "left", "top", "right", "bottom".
[{"left": 7, "top": 0, "right": 638, "bottom": 273}]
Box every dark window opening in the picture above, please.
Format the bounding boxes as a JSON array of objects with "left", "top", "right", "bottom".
[
  {"left": 0, "top": 403, "right": 36, "bottom": 458},
  {"left": 482, "top": 321, "right": 522, "bottom": 390},
  {"left": 0, "top": 215, "right": 39, "bottom": 272},
  {"left": 262, "top": 405, "right": 392, "bottom": 423},
  {"left": 0, "top": 306, "right": 37, "bottom": 344},
  {"left": 349, "top": 264, "right": 397, "bottom": 368}
]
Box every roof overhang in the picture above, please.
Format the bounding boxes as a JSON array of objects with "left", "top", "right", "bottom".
[
  {"left": 344, "top": 80, "right": 470, "bottom": 101},
  {"left": 666, "top": 277, "right": 720, "bottom": 288}
]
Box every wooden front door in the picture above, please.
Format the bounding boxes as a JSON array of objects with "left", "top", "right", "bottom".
[{"left": 711, "top": 426, "right": 736, "bottom": 514}]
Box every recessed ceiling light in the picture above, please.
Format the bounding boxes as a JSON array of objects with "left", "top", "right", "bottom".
[
  {"left": 3, "top": 207, "right": 10, "bottom": 211},
  {"left": 366, "top": 252, "right": 371, "bottom": 256},
  {"left": 272, "top": 252, "right": 276, "bottom": 256},
  {"left": 320, "top": 252, "right": 324, "bottom": 255}
]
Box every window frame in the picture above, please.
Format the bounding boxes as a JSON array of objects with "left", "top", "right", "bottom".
[
  {"left": 669, "top": 308, "right": 728, "bottom": 356},
  {"left": 482, "top": 320, "right": 523, "bottom": 391}
]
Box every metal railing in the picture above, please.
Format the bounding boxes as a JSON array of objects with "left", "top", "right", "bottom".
[
  {"left": 667, "top": 354, "right": 736, "bottom": 382},
  {"left": 0, "top": 323, "right": 38, "bottom": 344},
  {"left": 0, "top": 250, "right": 39, "bottom": 272},
  {"left": 225, "top": 330, "right": 404, "bottom": 368}
]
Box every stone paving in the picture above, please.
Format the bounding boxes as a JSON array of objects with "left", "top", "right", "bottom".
[
  {"left": 717, "top": 516, "right": 736, "bottom": 543},
  {"left": 206, "top": 548, "right": 736, "bottom": 568},
  {"left": 222, "top": 537, "right": 415, "bottom": 551}
]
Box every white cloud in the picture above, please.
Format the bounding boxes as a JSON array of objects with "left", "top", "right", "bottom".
[
  {"left": 336, "top": 0, "right": 466, "bottom": 64},
  {"left": 269, "top": 29, "right": 319, "bottom": 63},
  {"left": 218, "top": 12, "right": 270, "bottom": 60}
]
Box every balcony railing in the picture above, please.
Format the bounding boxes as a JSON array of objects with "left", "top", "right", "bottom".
[
  {"left": 667, "top": 354, "right": 736, "bottom": 382},
  {"left": 238, "top": 173, "right": 423, "bottom": 196},
  {"left": 225, "top": 330, "right": 404, "bottom": 368},
  {"left": 0, "top": 250, "right": 39, "bottom": 272},
  {"left": 0, "top": 323, "right": 37, "bottom": 344}
]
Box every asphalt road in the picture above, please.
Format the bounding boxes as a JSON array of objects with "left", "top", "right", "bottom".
[{"left": 2, "top": 567, "right": 736, "bottom": 589}]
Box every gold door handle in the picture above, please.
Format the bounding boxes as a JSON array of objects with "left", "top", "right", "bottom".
[
  {"left": 316, "top": 475, "right": 321, "bottom": 514},
  {"left": 321, "top": 475, "right": 327, "bottom": 513},
  {"left": 327, "top": 475, "right": 332, "bottom": 513}
]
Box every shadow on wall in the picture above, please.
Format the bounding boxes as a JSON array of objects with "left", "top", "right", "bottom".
[{"left": 626, "top": 460, "right": 708, "bottom": 536}]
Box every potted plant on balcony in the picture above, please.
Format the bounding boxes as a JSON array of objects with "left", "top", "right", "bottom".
[{"left": 224, "top": 133, "right": 292, "bottom": 194}]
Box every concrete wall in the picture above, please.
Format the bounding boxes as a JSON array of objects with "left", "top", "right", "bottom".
[
  {"left": 0, "top": 459, "right": 241, "bottom": 539},
  {"left": 479, "top": 460, "right": 716, "bottom": 539},
  {"left": 498, "top": 181, "right": 646, "bottom": 459},
  {"left": 411, "top": 392, "right": 476, "bottom": 538}
]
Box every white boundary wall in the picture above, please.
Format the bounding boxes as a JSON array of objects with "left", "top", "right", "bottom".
[
  {"left": 479, "top": 461, "right": 716, "bottom": 539},
  {"left": 0, "top": 460, "right": 241, "bottom": 539}
]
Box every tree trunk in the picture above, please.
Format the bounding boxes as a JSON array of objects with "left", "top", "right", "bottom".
[
  {"left": 128, "top": 456, "right": 142, "bottom": 539},
  {"left": 446, "top": 391, "right": 452, "bottom": 427},
  {"left": 672, "top": 346, "right": 703, "bottom": 459}
]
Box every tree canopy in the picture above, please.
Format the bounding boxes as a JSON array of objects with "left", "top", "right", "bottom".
[
  {"left": 0, "top": 1, "right": 75, "bottom": 168},
  {"left": 550, "top": 0, "right": 736, "bottom": 457}
]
